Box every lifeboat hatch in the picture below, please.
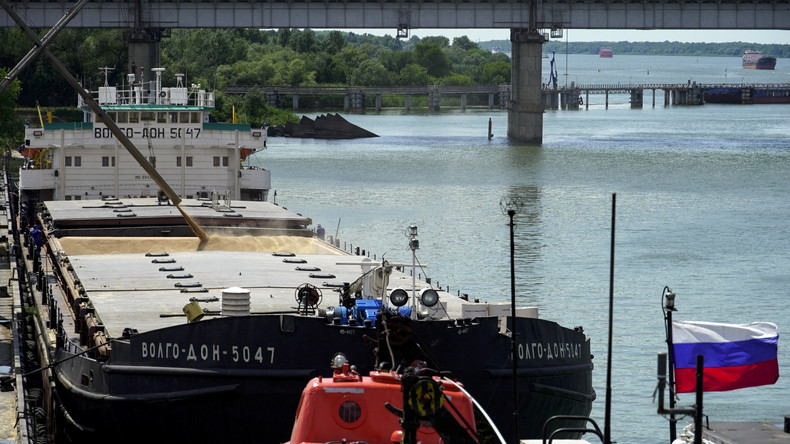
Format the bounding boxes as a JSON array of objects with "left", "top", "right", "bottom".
[{"left": 333, "top": 396, "right": 366, "bottom": 429}]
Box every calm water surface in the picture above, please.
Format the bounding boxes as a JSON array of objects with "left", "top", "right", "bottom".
[{"left": 250, "top": 55, "right": 790, "bottom": 443}]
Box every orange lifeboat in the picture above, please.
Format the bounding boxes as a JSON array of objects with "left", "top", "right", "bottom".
[
  {"left": 19, "top": 147, "right": 39, "bottom": 158},
  {"left": 240, "top": 148, "right": 254, "bottom": 161},
  {"left": 286, "top": 361, "right": 479, "bottom": 444}
]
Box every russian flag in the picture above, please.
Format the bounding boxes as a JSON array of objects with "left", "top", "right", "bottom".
[{"left": 672, "top": 321, "right": 779, "bottom": 393}]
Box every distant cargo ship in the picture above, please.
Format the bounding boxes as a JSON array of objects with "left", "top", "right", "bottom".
[
  {"left": 599, "top": 47, "right": 613, "bottom": 58},
  {"left": 742, "top": 49, "right": 776, "bottom": 70}
]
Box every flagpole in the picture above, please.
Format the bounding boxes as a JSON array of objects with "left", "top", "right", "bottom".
[
  {"left": 662, "top": 287, "right": 678, "bottom": 442},
  {"left": 603, "top": 193, "right": 615, "bottom": 444}
]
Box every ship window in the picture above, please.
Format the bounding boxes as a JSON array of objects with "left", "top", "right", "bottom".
[
  {"left": 213, "top": 156, "right": 220, "bottom": 167},
  {"left": 179, "top": 112, "right": 189, "bottom": 123},
  {"left": 187, "top": 156, "right": 193, "bottom": 167},
  {"left": 176, "top": 157, "right": 181, "bottom": 167},
  {"left": 169, "top": 112, "right": 178, "bottom": 123},
  {"left": 157, "top": 112, "right": 167, "bottom": 123},
  {"left": 65, "top": 156, "right": 71, "bottom": 167},
  {"left": 107, "top": 111, "right": 117, "bottom": 122},
  {"left": 129, "top": 112, "right": 139, "bottom": 123},
  {"left": 102, "top": 156, "right": 110, "bottom": 167},
  {"left": 222, "top": 156, "right": 229, "bottom": 167},
  {"left": 116, "top": 112, "right": 128, "bottom": 124},
  {"left": 176, "top": 156, "right": 192, "bottom": 167},
  {"left": 191, "top": 112, "right": 201, "bottom": 123},
  {"left": 141, "top": 111, "right": 155, "bottom": 121},
  {"left": 74, "top": 156, "right": 81, "bottom": 167}
]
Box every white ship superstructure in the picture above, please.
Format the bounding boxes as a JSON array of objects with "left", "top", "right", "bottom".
[{"left": 19, "top": 68, "right": 269, "bottom": 205}]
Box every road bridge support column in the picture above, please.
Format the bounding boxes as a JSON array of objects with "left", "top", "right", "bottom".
[
  {"left": 507, "top": 29, "right": 545, "bottom": 143},
  {"left": 128, "top": 29, "right": 161, "bottom": 84}
]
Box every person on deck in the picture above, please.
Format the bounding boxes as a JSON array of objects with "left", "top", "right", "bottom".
[
  {"left": 316, "top": 224, "right": 325, "bottom": 240},
  {"left": 29, "top": 224, "right": 43, "bottom": 253}
]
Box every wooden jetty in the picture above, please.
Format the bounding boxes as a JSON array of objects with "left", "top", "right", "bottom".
[{"left": 224, "top": 83, "right": 790, "bottom": 112}]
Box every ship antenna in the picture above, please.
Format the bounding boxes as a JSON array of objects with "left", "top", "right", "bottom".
[{"left": 99, "top": 66, "right": 114, "bottom": 87}]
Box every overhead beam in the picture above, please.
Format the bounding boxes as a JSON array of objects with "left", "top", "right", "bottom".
[{"left": 1, "top": 1, "right": 788, "bottom": 31}]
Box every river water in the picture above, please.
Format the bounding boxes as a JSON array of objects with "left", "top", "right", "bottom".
[{"left": 252, "top": 54, "right": 790, "bottom": 443}]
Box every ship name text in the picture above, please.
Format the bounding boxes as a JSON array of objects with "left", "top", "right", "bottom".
[
  {"left": 518, "top": 341, "right": 582, "bottom": 361},
  {"left": 94, "top": 127, "right": 201, "bottom": 139},
  {"left": 140, "top": 342, "right": 275, "bottom": 364}
]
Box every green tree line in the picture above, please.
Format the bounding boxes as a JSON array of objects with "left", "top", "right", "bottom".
[{"left": 0, "top": 28, "right": 511, "bottom": 127}]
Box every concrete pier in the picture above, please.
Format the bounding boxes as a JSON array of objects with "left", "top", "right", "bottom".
[
  {"left": 508, "top": 28, "right": 545, "bottom": 143},
  {"left": 127, "top": 29, "right": 161, "bottom": 84}
]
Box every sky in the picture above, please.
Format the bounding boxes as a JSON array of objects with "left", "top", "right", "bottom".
[{"left": 338, "top": 28, "right": 790, "bottom": 45}]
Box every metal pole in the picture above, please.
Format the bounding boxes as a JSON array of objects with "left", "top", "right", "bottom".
[
  {"left": 694, "top": 355, "right": 704, "bottom": 444},
  {"left": 604, "top": 193, "right": 615, "bottom": 444},
  {"left": 508, "top": 209, "right": 518, "bottom": 444},
  {"left": 667, "top": 301, "right": 677, "bottom": 441}
]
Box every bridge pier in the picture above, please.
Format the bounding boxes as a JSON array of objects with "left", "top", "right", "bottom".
[
  {"left": 351, "top": 91, "right": 365, "bottom": 113},
  {"left": 488, "top": 93, "right": 494, "bottom": 109},
  {"left": 461, "top": 94, "right": 467, "bottom": 111},
  {"left": 127, "top": 29, "right": 161, "bottom": 84},
  {"left": 405, "top": 94, "right": 411, "bottom": 111},
  {"left": 344, "top": 95, "right": 350, "bottom": 113},
  {"left": 375, "top": 94, "right": 382, "bottom": 112},
  {"left": 499, "top": 87, "right": 509, "bottom": 109},
  {"left": 268, "top": 93, "right": 279, "bottom": 108},
  {"left": 507, "top": 29, "right": 545, "bottom": 143},
  {"left": 543, "top": 90, "right": 558, "bottom": 109},
  {"left": 630, "top": 89, "right": 643, "bottom": 108},
  {"left": 292, "top": 94, "right": 299, "bottom": 111},
  {"left": 428, "top": 87, "right": 441, "bottom": 111}
]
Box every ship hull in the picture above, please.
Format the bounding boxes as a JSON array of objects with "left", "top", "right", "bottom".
[
  {"left": 703, "top": 87, "right": 743, "bottom": 104},
  {"left": 53, "top": 315, "right": 593, "bottom": 443}
]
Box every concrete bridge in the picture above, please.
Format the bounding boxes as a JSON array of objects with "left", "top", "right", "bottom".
[{"left": 2, "top": 0, "right": 788, "bottom": 143}]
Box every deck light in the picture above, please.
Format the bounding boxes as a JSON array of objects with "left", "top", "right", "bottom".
[
  {"left": 389, "top": 288, "right": 409, "bottom": 307},
  {"left": 331, "top": 352, "right": 348, "bottom": 370},
  {"left": 419, "top": 288, "right": 439, "bottom": 308}
]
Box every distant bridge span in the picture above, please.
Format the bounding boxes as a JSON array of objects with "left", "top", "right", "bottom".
[
  {"left": 2, "top": 0, "right": 788, "bottom": 143},
  {"left": 1, "top": 0, "right": 788, "bottom": 31}
]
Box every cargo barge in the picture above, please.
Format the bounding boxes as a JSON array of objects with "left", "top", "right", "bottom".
[{"left": 9, "top": 66, "right": 595, "bottom": 443}]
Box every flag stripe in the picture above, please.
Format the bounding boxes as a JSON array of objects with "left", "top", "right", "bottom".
[
  {"left": 672, "top": 321, "right": 777, "bottom": 344},
  {"left": 675, "top": 359, "right": 779, "bottom": 393},
  {"left": 673, "top": 335, "right": 778, "bottom": 369}
]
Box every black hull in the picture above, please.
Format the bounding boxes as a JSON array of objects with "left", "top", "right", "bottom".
[
  {"left": 704, "top": 88, "right": 742, "bottom": 104},
  {"left": 53, "top": 315, "right": 593, "bottom": 443}
]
